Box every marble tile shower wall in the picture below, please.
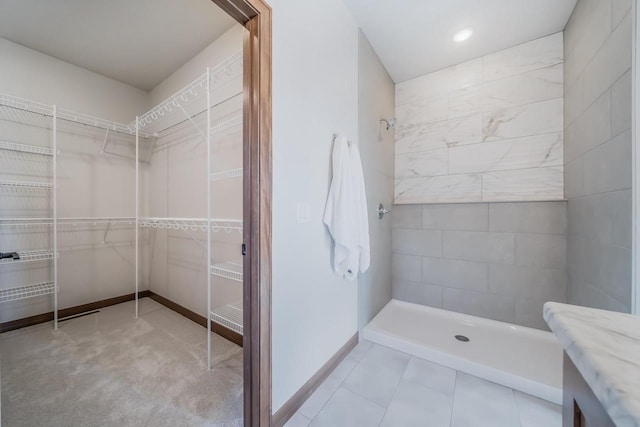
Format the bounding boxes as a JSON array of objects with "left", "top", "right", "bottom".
[
  {"left": 394, "top": 32, "right": 565, "bottom": 203},
  {"left": 564, "top": 0, "right": 633, "bottom": 312},
  {"left": 392, "top": 202, "right": 567, "bottom": 330}
]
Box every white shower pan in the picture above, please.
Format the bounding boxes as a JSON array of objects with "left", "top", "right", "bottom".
[{"left": 362, "top": 299, "right": 563, "bottom": 404}]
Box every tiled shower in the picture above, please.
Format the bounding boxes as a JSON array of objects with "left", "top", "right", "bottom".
[{"left": 390, "top": 0, "right": 633, "bottom": 330}]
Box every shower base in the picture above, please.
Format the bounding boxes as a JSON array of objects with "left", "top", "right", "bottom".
[{"left": 363, "top": 299, "right": 563, "bottom": 404}]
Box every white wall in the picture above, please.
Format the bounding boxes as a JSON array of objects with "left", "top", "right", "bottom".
[
  {"left": 394, "top": 33, "right": 564, "bottom": 203},
  {"left": 0, "top": 38, "right": 148, "bottom": 122},
  {"left": 149, "top": 26, "right": 244, "bottom": 106},
  {"left": 357, "top": 31, "right": 394, "bottom": 328},
  {"left": 270, "top": 0, "right": 360, "bottom": 412}
]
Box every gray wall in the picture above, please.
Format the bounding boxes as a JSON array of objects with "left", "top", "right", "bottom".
[
  {"left": 564, "top": 0, "right": 633, "bottom": 312},
  {"left": 392, "top": 202, "right": 567, "bottom": 329},
  {"left": 357, "top": 31, "right": 395, "bottom": 328}
]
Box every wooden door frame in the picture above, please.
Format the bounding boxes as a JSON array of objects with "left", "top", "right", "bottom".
[{"left": 209, "top": 0, "right": 272, "bottom": 425}]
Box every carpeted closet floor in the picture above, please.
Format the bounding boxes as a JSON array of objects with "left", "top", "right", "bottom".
[{"left": 0, "top": 297, "right": 243, "bottom": 427}]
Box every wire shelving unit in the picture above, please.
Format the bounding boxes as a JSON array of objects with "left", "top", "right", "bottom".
[
  {"left": 210, "top": 302, "right": 243, "bottom": 335},
  {"left": 0, "top": 179, "right": 53, "bottom": 190},
  {"left": 133, "top": 53, "right": 244, "bottom": 370},
  {"left": 0, "top": 282, "right": 56, "bottom": 303},
  {"left": 0, "top": 140, "right": 54, "bottom": 156},
  {"left": 210, "top": 262, "right": 243, "bottom": 282},
  {"left": 209, "top": 168, "right": 242, "bottom": 182},
  {"left": 0, "top": 249, "right": 55, "bottom": 264},
  {"left": 0, "top": 52, "right": 244, "bottom": 368}
]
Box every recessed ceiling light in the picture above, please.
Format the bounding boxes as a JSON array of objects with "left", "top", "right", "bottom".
[{"left": 453, "top": 28, "right": 473, "bottom": 42}]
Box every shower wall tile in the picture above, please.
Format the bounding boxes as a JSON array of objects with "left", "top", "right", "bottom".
[
  {"left": 564, "top": 158, "right": 584, "bottom": 199},
  {"left": 391, "top": 204, "right": 422, "bottom": 229},
  {"left": 612, "top": 0, "right": 633, "bottom": 27},
  {"left": 582, "top": 129, "right": 632, "bottom": 194},
  {"left": 482, "top": 32, "right": 564, "bottom": 82},
  {"left": 515, "top": 234, "right": 567, "bottom": 269},
  {"left": 422, "top": 203, "right": 488, "bottom": 231},
  {"left": 449, "top": 63, "right": 563, "bottom": 118},
  {"left": 395, "top": 95, "right": 448, "bottom": 131},
  {"left": 564, "top": 90, "right": 611, "bottom": 163},
  {"left": 392, "top": 254, "right": 422, "bottom": 282},
  {"left": 449, "top": 132, "right": 563, "bottom": 174},
  {"left": 391, "top": 201, "right": 567, "bottom": 330},
  {"left": 481, "top": 167, "right": 564, "bottom": 202},
  {"left": 611, "top": 70, "right": 632, "bottom": 135},
  {"left": 395, "top": 114, "right": 482, "bottom": 155},
  {"left": 394, "top": 32, "right": 564, "bottom": 204},
  {"left": 395, "top": 148, "right": 448, "bottom": 179},
  {"left": 392, "top": 280, "right": 442, "bottom": 308},
  {"left": 422, "top": 257, "right": 488, "bottom": 292},
  {"left": 481, "top": 99, "right": 563, "bottom": 142},
  {"left": 442, "top": 288, "right": 516, "bottom": 323},
  {"left": 391, "top": 229, "right": 442, "bottom": 257},
  {"left": 563, "top": 0, "right": 611, "bottom": 85},
  {"left": 488, "top": 202, "right": 567, "bottom": 235},
  {"left": 443, "top": 231, "right": 515, "bottom": 265},
  {"left": 396, "top": 58, "right": 482, "bottom": 106},
  {"left": 394, "top": 174, "right": 482, "bottom": 204},
  {"left": 582, "top": 10, "right": 632, "bottom": 107}
]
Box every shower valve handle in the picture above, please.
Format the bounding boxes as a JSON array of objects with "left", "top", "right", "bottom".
[{"left": 377, "top": 203, "right": 391, "bottom": 219}]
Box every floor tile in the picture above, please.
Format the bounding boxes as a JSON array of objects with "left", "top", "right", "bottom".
[
  {"left": 515, "top": 390, "right": 562, "bottom": 427},
  {"left": 347, "top": 339, "right": 372, "bottom": 362},
  {"left": 402, "top": 356, "right": 457, "bottom": 396},
  {"left": 309, "top": 388, "right": 386, "bottom": 427},
  {"left": 451, "top": 373, "right": 520, "bottom": 427},
  {"left": 284, "top": 411, "right": 312, "bottom": 427},
  {"left": 298, "top": 373, "right": 343, "bottom": 419},
  {"left": 380, "top": 379, "right": 453, "bottom": 427},
  {"left": 342, "top": 344, "right": 410, "bottom": 407}
]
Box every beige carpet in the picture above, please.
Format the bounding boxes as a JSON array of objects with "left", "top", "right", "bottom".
[{"left": 1, "top": 297, "right": 243, "bottom": 427}]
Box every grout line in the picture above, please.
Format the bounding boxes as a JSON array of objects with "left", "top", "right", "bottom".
[
  {"left": 449, "top": 370, "right": 459, "bottom": 427},
  {"left": 375, "top": 354, "right": 412, "bottom": 426}
]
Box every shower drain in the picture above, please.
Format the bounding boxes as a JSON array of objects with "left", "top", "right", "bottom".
[{"left": 455, "top": 335, "right": 470, "bottom": 342}]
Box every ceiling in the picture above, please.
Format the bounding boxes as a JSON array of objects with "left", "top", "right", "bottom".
[
  {"left": 344, "top": 0, "right": 577, "bottom": 83},
  {"left": 0, "top": 0, "right": 236, "bottom": 91}
]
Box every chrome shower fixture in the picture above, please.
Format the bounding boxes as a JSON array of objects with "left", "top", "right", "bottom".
[{"left": 380, "top": 117, "right": 397, "bottom": 130}]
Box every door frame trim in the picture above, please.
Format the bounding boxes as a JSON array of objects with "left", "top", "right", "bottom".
[{"left": 209, "top": 0, "right": 272, "bottom": 425}]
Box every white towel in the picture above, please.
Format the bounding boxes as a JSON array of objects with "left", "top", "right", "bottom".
[{"left": 323, "top": 134, "right": 370, "bottom": 280}]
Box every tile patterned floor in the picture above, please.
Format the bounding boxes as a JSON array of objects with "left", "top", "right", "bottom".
[{"left": 285, "top": 341, "right": 561, "bottom": 427}]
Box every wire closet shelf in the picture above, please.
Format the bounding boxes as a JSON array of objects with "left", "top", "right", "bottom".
[
  {"left": 138, "top": 217, "right": 242, "bottom": 233},
  {"left": 133, "top": 52, "right": 243, "bottom": 133},
  {"left": 0, "top": 282, "right": 56, "bottom": 303},
  {"left": 0, "top": 92, "right": 149, "bottom": 137}
]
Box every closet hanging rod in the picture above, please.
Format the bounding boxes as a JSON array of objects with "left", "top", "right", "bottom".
[{"left": 134, "top": 51, "right": 243, "bottom": 130}]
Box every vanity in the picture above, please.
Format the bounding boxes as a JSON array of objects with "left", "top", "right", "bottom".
[{"left": 544, "top": 302, "right": 640, "bottom": 427}]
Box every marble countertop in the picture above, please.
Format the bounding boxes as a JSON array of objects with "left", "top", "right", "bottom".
[{"left": 544, "top": 302, "right": 640, "bottom": 427}]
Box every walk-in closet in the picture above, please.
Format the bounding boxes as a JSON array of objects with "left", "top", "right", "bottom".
[{"left": 0, "top": 1, "right": 246, "bottom": 425}]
